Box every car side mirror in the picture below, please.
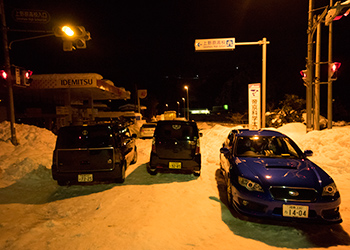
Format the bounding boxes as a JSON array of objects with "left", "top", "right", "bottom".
[
  {"left": 304, "top": 150, "right": 313, "bottom": 157},
  {"left": 220, "top": 147, "right": 230, "bottom": 155}
]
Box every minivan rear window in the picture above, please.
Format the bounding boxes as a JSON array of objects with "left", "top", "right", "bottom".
[
  {"left": 56, "top": 125, "right": 114, "bottom": 149},
  {"left": 142, "top": 123, "right": 157, "bottom": 128},
  {"left": 156, "top": 123, "right": 196, "bottom": 140}
]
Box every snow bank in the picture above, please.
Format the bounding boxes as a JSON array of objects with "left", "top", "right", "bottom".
[
  {"left": 0, "top": 121, "right": 56, "bottom": 183},
  {"left": 1, "top": 121, "right": 350, "bottom": 250}
]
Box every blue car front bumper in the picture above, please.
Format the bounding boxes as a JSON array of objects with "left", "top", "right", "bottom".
[{"left": 231, "top": 185, "right": 342, "bottom": 223}]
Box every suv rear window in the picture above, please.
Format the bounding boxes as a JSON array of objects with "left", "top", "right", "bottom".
[
  {"left": 142, "top": 123, "right": 156, "bottom": 128},
  {"left": 56, "top": 125, "right": 114, "bottom": 149},
  {"left": 155, "top": 123, "right": 197, "bottom": 140}
]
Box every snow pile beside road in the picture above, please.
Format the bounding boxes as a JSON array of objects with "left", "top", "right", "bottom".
[{"left": 0, "top": 121, "right": 56, "bottom": 182}]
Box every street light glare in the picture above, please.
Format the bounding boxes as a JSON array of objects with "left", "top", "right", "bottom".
[
  {"left": 62, "top": 26, "right": 74, "bottom": 36},
  {"left": 184, "top": 85, "right": 188, "bottom": 90}
]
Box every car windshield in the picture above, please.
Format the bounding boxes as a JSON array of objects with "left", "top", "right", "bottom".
[
  {"left": 235, "top": 135, "right": 304, "bottom": 158},
  {"left": 56, "top": 126, "right": 114, "bottom": 149},
  {"left": 156, "top": 123, "right": 197, "bottom": 140}
]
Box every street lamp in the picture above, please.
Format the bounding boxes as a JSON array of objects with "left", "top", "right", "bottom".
[
  {"left": 184, "top": 86, "right": 189, "bottom": 120},
  {"left": 182, "top": 97, "right": 185, "bottom": 117},
  {"left": 177, "top": 101, "right": 180, "bottom": 116}
]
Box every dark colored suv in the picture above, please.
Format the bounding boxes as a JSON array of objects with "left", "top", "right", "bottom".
[
  {"left": 147, "top": 120, "right": 202, "bottom": 176},
  {"left": 52, "top": 123, "right": 137, "bottom": 185}
]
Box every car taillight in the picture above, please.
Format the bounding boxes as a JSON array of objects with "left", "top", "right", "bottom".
[
  {"left": 195, "top": 139, "right": 200, "bottom": 154},
  {"left": 152, "top": 138, "right": 156, "bottom": 153},
  {"left": 52, "top": 150, "right": 56, "bottom": 164}
]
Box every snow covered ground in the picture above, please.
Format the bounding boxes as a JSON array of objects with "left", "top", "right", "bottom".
[{"left": 1, "top": 121, "right": 350, "bottom": 250}]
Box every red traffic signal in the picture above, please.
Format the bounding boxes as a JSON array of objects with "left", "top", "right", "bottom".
[
  {"left": 330, "top": 62, "right": 341, "bottom": 80},
  {"left": 300, "top": 69, "right": 308, "bottom": 86},
  {"left": 0, "top": 70, "right": 7, "bottom": 79},
  {"left": 24, "top": 70, "right": 33, "bottom": 79},
  {"left": 330, "top": 62, "right": 341, "bottom": 72},
  {"left": 300, "top": 69, "right": 307, "bottom": 79},
  {"left": 325, "top": 0, "right": 350, "bottom": 25}
]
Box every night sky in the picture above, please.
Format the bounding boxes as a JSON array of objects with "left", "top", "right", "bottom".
[{"left": 3, "top": 0, "right": 350, "bottom": 120}]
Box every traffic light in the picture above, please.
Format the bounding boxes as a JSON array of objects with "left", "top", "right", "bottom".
[
  {"left": 0, "top": 70, "right": 7, "bottom": 79},
  {"left": 329, "top": 62, "right": 341, "bottom": 80},
  {"left": 300, "top": 69, "right": 308, "bottom": 85},
  {"left": 53, "top": 25, "right": 91, "bottom": 51},
  {"left": 300, "top": 69, "right": 307, "bottom": 79},
  {"left": 325, "top": 0, "right": 350, "bottom": 26},
  {"left": 73, "top": 26, "right": 91, "bottom": 49},
  {"left": 22, "top": 69, "right": 33, "bottom": 86},
  {"left": 0, "top": 70, "right": 7, "bottom": 86},
  {"left": 53, "top": 25, "right": 75, "bottom": 37}
]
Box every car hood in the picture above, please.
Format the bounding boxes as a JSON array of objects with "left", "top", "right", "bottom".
[{"left": 235, "top": 157, "right": 333, "bottom": 189}]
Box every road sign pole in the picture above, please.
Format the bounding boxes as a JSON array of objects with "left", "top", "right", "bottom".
[
  {"left": 195, "top": 37, "right": 269, "bottom": 128},
  {"left": 262, "top": 37, "right": 268, "bottom": 128},
  {"left": 236, "top": 38, "right": 270, "bottom": 128},
  {"left": 328, "top": 0, "right": 334, "bottom": 129},
  {"left": 0, "top": 0, "right": 18, "bottom": 145}
]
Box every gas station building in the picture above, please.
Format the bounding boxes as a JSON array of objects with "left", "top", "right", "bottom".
[{"left": 0, "top": 73, "right": 131, "bottom": 132}]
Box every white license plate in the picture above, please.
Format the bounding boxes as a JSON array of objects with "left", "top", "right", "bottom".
[
  {"left": 169, "top": 162, "right": 181, "bottom": 169},
  {"left": 283, "top": 204, "right": 309, "bottom": 218},
  {"left": 78, "top": 174, "right": 93, "bottom": 182}
]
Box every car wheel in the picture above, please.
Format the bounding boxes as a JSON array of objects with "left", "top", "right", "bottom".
[
  {"left": 226, "top": 177, "right": 233, "bottom": 208},
  {"left": 147, "top": 164, "right": 157, "bottom": 175},
  {"left": 193, "top": 170, "right": 201, "bottom": 177},
  {"left": 57, "top": 180, "right": 67, "bottom": 186},
  {"left": 116, "top": 162, "right": 126, "bottom": 183},
  {"left": 131, "top": 147, "right": 137, "bottom": 164},
  {"left": 219, "top": 164, "right": 225, "bottom": 176}
]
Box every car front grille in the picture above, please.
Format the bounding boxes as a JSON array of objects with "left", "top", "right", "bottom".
[{"left": 269, "top": 186, "right": 318, "bottom": 202}]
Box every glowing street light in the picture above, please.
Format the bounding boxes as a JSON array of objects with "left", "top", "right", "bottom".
[
  {"left": 184, "top": 85, "right": 189, "bottom": 120},
  {"left": 182, "top": 97, "right": 185, "bottom": 117}
]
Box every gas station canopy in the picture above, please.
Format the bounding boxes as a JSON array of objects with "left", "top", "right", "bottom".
[{"left": 29, "top": 73, "right": 130, "bottom": 100}]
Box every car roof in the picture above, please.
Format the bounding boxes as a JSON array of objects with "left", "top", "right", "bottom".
[
  {"left": 142, "top": 123, "right": 157, "bottom": 126},
  {"left": 233, "top": 129, "right": 287, "bottom": 137},
  {"left": 157, "top": 120, "right": 197, "bottom": 125}
]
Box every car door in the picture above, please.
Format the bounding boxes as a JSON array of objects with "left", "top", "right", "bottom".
[
  {"left": 220, "top": 131, "right": 235, "bottom": 178},
  {"left": 119, "top": 128, "right": 135, "bottom": 166}
]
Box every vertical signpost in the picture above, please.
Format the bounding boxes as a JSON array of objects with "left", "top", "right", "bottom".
[
  {"left": 248, "top": 83, "right": 261, "bottom": 130},
  {"left": 0, "top": 0, "right": 18, "bottom": 145},
  {"left": 194, "top": 37, "right": 269, "bottom": 128}
]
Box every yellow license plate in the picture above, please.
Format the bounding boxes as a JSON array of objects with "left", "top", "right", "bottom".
[
  {"left": 282, "top": 204, "right": 309, "bottom": 218},
  {"left": 169, "top": 162, "right": 181, "bottom": 169},
  {"left": 78, "top": 174, "right": 93, "bottom": 182}
]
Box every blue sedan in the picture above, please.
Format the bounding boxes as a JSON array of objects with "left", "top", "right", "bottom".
[{"left": 219, "top": 129, "right": 341, "bottom": 223}]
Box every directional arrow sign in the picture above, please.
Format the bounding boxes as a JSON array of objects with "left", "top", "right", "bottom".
[{"left": 194, "top": 38, "right": 235, "bottom": 51}]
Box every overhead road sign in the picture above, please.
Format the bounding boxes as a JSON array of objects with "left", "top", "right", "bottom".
[
  {"left": 12, "top": 9, "right": 50, "bottom": 24},
  {"left": 194, "top": 38, "right": 235, "bottom": 51}
]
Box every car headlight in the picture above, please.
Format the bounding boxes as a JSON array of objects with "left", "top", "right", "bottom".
[
  {"left": 322, "top": 182, "right": 338, "bottom": 196},
  {"left": 238, "top": 176, "right": 264, "bottom": 192}
]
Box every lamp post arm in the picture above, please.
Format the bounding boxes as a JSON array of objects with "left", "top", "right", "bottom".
[{"left": 9, "top": 33, "right": 54, "bottom": 49}]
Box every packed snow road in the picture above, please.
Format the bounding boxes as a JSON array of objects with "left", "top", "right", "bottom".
[{"left": 1, "top": 121, "right": 350, "bottom": 250}]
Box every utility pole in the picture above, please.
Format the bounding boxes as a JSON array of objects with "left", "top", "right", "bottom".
[
  {"left": 306, "top": 0, "right": 314, "bottom": 132},
  {"left": 327, "top": 0, "right": 334, "bottom": 129},
  {"left": 261, "top": 37, "right": 268, "bottom": 128},
  {"left": 314, "top": 21, "right": 321, "bottom": 130},
  {"left": 0, "top": 0, "right": 18, "bottom": 145}
]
